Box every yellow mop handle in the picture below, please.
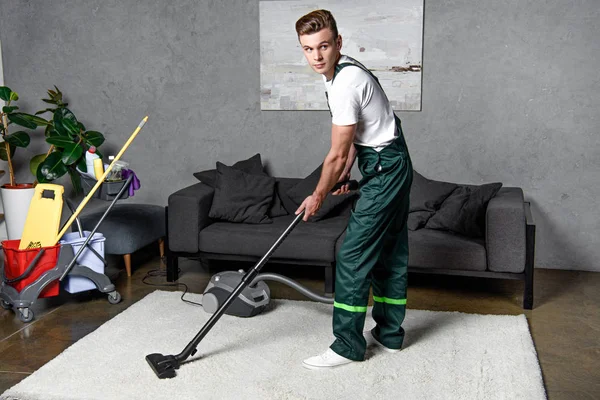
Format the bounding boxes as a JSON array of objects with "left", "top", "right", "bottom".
[{"left": 54, "top": 116, "right": 148, "bottom": 244}]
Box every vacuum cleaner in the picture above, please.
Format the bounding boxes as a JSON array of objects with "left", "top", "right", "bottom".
[
  {"left": 202, "top": 269, "right": 335, "bottom": 318},
  {"left": 146, "top": 180, "right": 357, "bottom": 379}
]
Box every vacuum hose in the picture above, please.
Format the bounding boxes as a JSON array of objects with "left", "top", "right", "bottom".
[{"left": 251, "top": 273, "right": 334, "bottom": 304}]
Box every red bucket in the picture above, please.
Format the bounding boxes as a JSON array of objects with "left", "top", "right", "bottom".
[{"left": 2, "top": 240, "right": 61, "bottom": 298}]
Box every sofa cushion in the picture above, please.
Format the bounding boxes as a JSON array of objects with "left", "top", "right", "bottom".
[
  {"left": 334, "top": 227, "right": 487, "bottom": 272},
  {"left": 285, "top": 164, "right": 358, "bottom": 222},
  {"left": 199, "top": 215, "right": 349, "bottom": 262},
  {"left": 425, "top": 182, "right": 503, "bottom": 238},
  {"left": 408, "top": 228, "right": 487, "bottom": 271},
  {"left": 410, "top": 171, "right": 458, "bottom": 213},
  {"left": 208, "top": 162, "right": 275, "bottom": 224},
  {"left": 193, "top": 154, "right": 288, "bottom": 218}
]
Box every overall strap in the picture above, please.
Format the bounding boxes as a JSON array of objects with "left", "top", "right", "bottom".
[
  {"left": 326, "top": 60, "right": 385, "bottom": 116},
  {"left": 332, "top": 61, "right": 384, "bottom": 92}
]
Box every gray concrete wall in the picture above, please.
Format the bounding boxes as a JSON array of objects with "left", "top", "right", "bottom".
[{"left": 0, "top": 0, "right": 598, "bottom": 271}]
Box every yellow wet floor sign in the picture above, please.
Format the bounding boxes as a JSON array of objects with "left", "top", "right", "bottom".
[{"left": 19, "top": 184, "right": 64, "bottom": 250}]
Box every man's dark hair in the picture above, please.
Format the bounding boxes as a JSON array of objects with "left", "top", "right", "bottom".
[{"left": 295, "top": 9, "right": 338, "bottom": 39}]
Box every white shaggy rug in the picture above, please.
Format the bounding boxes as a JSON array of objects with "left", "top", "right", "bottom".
[{"left": 1, "top": 290, "right": 546, "bottom": 400}]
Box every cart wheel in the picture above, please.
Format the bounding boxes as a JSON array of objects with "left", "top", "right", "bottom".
[
  {"left": 18, "top": 308, "right": 34, "bottom": 323},
  {"left": 108, "top": 292, "right": 121, "bottom": 304},
  {"left": 1, "top": 300, "right": 11, "bottom": 310}
]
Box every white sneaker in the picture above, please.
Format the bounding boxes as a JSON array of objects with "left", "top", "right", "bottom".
[
  {"left": 302, "top": 348, "right": 355, "bottom": 370},
  {"left": 364, "top": 330, "right": 401, "bottom": 353}
]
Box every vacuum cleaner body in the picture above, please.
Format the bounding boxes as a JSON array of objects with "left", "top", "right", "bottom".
[{"left": 202, "top": 271, "right": 270, "bottom": 318}]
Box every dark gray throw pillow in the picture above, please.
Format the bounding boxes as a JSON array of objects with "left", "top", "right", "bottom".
[
  {"left": 286, "top": 164, "right": 358, "bottom": 222},
  {"left": 194, "top": 153, "right": 288, "bottom": 218},
  {"left": 208, "top": 162, "right": 275, "bottom": 224},
  {"left": 268, "top": 181, "right": 289, "bottom": 218},
  {"left": 407, "top": 210, "right": 435, "bottom": 231},
  {"left": 193, "top": 153, "right": 264, "bottom": 186},
  {"left": 410, "top": 171, "right": 458, "bottom": 212},
  {"left": 425, "top": 182, "right": 503, "bottom": 237},
  {"left": 276, "top": 179, "right": 305, "bottom": 215}
]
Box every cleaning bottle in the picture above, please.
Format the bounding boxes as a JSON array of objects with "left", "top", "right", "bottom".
[
  {"left": 93, "top": 157, "right": 104, "bottom": 181},
  {"left": 85, "top": 146, "right": 101, "bottom": 179},
  {"left": 105, "top": 156, "right": 122, "bottom": 181}
]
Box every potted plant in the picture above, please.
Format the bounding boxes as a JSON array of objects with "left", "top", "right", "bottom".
[
  {"left": 31, "top": 86, "right": 105, "bottom": 194},
  {"left": 0, "top": 86, "right": 49, "bottom": 239}
]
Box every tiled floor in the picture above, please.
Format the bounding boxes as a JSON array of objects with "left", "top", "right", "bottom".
[{"left": 1, "top": 251, "right": 599, "bottom": 399}]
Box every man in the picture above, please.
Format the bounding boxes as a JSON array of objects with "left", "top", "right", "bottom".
[{"left": 294, "top": 9, "right": 414, "bottom": 369}]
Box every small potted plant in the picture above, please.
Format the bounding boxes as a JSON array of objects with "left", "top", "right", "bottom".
[
  {"left": 31, "top": 86, "right": 106, "bottom": 194},
  {"left": 0, "top": 86, "right": 49, "bottom": 239}
]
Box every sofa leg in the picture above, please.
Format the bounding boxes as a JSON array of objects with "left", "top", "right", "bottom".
[
  {"left": 325, "top": 263, "right": 335, "bottom": 297},
  {"left": 524, "top": 274, "right": 533, "bottom": 310},
  {"left": 523, "top": 203, "right": 536, "bottom": 310},
  {"left": 158, "top": 237, "right": 165, "bottom": 258},
  {"left": 166, "top": 252, "right": 179, "bottom": 282},
  {"left": 524, "top": 239, "right": 535, "bottom": 310},
  {"left": 123, "top": 254, "right": 132, "bottom": 277},
  {"left": 165, "top": 206, "right": 179, "bottom": 282}
]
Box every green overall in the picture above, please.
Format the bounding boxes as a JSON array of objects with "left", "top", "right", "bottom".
[{"left": 327, "top": 61, "right": 413, "bottom": 361}]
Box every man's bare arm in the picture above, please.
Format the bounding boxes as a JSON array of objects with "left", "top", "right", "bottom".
[
  {"left": 295, "top": 123, "right": 356, "bottom": 220},
  {"left": 313, "top": 123, "right": 356, "bottom": 199},
  {"left": 332, "top": 144, "right": 357, "bottom": 195},
  {"left": 341, "top": 144, "right": 357, "bottom": 179}
]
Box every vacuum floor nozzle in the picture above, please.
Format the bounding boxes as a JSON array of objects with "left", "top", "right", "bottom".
[{"left": 146, "top": 353, "right": 180, "bottom": 379}]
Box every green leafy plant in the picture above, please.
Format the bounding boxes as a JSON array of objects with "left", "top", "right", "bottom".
[
  {"left": 0, "top": 86, "right": 49, "bottom": 186},
  {"left": 32, "top": 86, "right": 105, "bottom": 193}
]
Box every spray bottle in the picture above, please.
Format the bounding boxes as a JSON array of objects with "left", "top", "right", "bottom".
[{"left": 85, "top": 146, "right": 103, "bottom": 180}]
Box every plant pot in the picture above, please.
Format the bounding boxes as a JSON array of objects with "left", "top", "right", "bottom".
[{"left": 0, "top": 183, "right": 35, "bottom": 240}]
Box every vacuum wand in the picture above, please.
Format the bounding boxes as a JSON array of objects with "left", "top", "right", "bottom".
[{"left": 146, "top": 210, "right": 306, "bottom": 379}]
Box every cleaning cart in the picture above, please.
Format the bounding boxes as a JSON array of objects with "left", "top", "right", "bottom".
[
  {"left": 0, "top": 176, "right": 134, "bottom": 322},
  {"left": 0, "top": 116, "right": 148, "bottom": 322}
]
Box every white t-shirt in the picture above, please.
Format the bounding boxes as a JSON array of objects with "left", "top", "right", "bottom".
[{"left": 323, "top": 55, "right": 397, "bottom": 151}]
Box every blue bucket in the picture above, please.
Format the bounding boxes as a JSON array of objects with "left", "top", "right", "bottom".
[{"left": 59, "top": 231, "right": 106, "bottom": 293}]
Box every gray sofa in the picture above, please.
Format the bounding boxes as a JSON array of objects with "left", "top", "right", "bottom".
[{"left": 166, "top": 176, "right": 535, "bottom": 309}]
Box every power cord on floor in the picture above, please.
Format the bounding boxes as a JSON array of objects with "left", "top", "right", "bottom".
[{"left": 141, "top": 261, "right": 203, "bottom": 307}]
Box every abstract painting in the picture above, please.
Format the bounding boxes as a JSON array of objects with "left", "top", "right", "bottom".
[{"left": 259, "top": 0, "right": 424, "bottom": 111}]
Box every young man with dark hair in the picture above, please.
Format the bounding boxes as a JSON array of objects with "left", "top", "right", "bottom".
[{"left": 294, "top": 9, "right": 414, "bottom": 370}]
